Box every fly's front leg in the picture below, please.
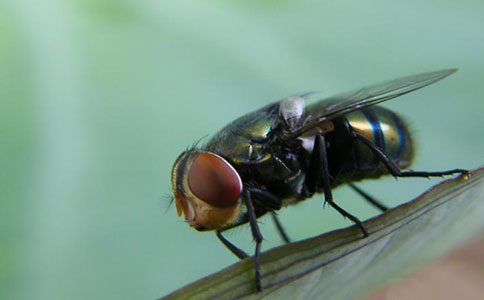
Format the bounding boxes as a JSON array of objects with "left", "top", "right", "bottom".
[
  {"left": 245, "top": 188, "right": 264, "bottom": 292},
  {"left": 215, "top": 231, "right": 249, "bottom": 259},
  {"left": 312, "top": 134, "right": 369, "bottom": 237},
  {"left": 247, "top": 188, "right": 290, "bottom": 243},
  {"left": 353, "top": 132, "right": 468, "bottom": 178},
  {"left": 218, "top": 188, "right": 282, "bottom": 292}
]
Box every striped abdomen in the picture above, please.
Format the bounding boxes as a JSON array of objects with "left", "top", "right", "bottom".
[{"left": 344, "top": 106, "right": 414, "bottom": 175}]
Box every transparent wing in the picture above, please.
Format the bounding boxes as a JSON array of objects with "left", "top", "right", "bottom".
[{"left": 283, "top": 69, "right": 457, "bottom": 139}]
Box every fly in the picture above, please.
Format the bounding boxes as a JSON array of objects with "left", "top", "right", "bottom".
[{"left": 170, "top": 69, "right": 468, "bottom": 292}]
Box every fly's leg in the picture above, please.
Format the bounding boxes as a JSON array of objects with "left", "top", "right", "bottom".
[
  {"left": 217, "top": 187, "right": 283, "bottom": 292},
  {"left": 353, "top": 133, "right": 468, "bottom": 178},
  {"left": 271, "top": 212, "right": 291, "bottom": 243},
  {"left": 216, "top": 189, "right": 264, "bottom": 291},
  {"left": 215, "top": 231, "right": 249, "bottom": 259},
  {"left": 245, "top": 189, "right": 264, "bottom": 292},
  {"left": 246, "top": 188, "right": 289, "bottom": 243},
  {"left": 313, "top": 134, "right": 369, "bottom": 237},
  {"left": 347, "top": 183, "right": 388, "bottom": 212}
]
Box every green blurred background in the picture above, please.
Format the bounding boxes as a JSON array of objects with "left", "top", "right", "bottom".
[{"left": 1, "top": 1, "right": 483, "bottom": 299}]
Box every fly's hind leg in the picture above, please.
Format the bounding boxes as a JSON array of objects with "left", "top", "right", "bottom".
[
  {"left": 353, "top": 132, "right": 468, "bottom": 178},
  {"left": 347, "top": 183, "right": 388, "bottom": 212},
  {"left": 311, "top": 133, "right": 369, "bottom": 237}
]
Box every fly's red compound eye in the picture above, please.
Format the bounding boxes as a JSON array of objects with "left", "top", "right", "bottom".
[{"left": 187, "top": 153, "right": 242, "bottom": 208}]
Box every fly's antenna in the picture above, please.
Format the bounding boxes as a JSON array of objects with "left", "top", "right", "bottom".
[{"left": 163, "top": 192, "right": 175, "bottom": 213}]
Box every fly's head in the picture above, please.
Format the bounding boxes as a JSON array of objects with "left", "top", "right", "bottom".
[{"left": 171, "top": 150, "right": 243, "bottom": 231}]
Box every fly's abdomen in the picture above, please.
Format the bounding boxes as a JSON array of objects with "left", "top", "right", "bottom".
[{"left": 345, "top": 106, "right": 414, "bottom": 172}]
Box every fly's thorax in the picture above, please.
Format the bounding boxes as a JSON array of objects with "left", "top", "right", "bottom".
[
  {"left": 297, "top": 120, "right": 335, "bottom": 154},
  {"left": 345, "top": 106, "right": 414, "bottom": 170},
  {"left": 171, "top": 150, "right": 243, "bottom": 231},
  {"left": 204, "top": 97, "right": 306, "bottom": 165}
]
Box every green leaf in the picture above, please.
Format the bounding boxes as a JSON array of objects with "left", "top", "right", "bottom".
[{"left": 162, "top": 167, "right": 484, "bottom": 300}]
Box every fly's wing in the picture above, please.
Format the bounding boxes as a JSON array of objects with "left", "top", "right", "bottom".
[{"left": 282, "top": 69, "right": 457, "bottom": 140}]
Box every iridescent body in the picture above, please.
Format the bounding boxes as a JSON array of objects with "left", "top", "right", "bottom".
[
  {"left": 170, "top": 69, "right": 466, "bottom": 292},
  {"left": 201, "top": 102, "right": 413, "bottom": 225},
  {"left": 171, "top": 69, "right": 459, "bottom": 232}
]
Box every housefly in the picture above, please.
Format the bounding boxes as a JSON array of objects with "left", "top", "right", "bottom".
[{"left": 170, "top": 69, "right": 467, "bottom": 292}]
